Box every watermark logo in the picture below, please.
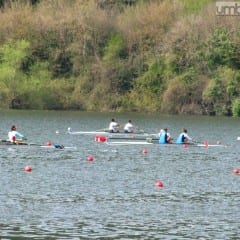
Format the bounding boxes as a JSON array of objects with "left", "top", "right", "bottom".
[{"left": 216, "top": 1, "right": 240, "bottom": 16}]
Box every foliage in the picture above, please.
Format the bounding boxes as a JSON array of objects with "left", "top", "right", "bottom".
[
  {"left": 207, "top": 28, "right": 237, "bottom": 68},
  {"left": 1, "top": 0, "right": 240, "bottom": 116},
  {"left": 0, "top": 39, "right": 30, "bottom": 108},
  {"left": 182, "top": 0, "right": 213, "bottom": 14},
  {"left": 232, "top": 98, "right": 240, "bottom": 117}
]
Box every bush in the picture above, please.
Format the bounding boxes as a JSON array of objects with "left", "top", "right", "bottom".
[{"left": 232, "top": 98, "right": 240, "bottom": 117}]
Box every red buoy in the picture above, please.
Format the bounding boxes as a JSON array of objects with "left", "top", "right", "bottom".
[
  {"left": 233, "top": 168, "right": 240, "bottom": 175},
  {"left": 155, "top": 181, "right": 163, "bottom": 187},
  {"left": 87, "top": 155, "right": 94, "bottom": 161},
  {"left": 204, "top": 141, "right": 209, "bottom": 148},
  {"left": 47, "top": 141, "right": 52, "bottom": 146},
  {"left": 142, "top": 149, "right": 148, "bottom": 154},
  {"left": 95, "top": 135, "right": 106, "bottom": 142},
  {"left": 25, "top": 166, "right": 32, "bottom": 172},
  {"left": 183, "top": 144, "right": 188, "bottom": 149},
  {"left": 95, "top": 135, "right": 99, "bottom": 141}
]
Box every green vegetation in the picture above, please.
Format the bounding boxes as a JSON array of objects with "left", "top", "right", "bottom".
[{"left": 1, "top": 0, "right": 240, "bottom": 116}]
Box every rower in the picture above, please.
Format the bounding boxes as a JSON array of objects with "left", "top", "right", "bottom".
[
  {"left": 108, "top": 118, "right": 120, "bottom": 133},
  {"left": 8, "top": 125, "right": 27, "bottom": 142},
  {"left": 123, "top": 120, "right": 134, "bottom": 133},
  {"left": 159, "top": 128, "right": 172, "bottom": 144},
  {"left": 176, "top": 128, "right": 192, "bottom": 144}
]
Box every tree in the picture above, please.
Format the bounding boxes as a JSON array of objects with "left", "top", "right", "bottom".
[{"left": 0, "top": 39, "right": 30, "bottom": 108}]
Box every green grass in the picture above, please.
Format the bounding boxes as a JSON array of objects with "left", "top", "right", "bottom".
[{"left": 181, "top": 0, "right": 214, "bottom": 14}]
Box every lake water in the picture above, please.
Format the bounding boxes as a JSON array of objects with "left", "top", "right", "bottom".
[{"left": 0, "top": 110, "right": 240, "bottom": 239}]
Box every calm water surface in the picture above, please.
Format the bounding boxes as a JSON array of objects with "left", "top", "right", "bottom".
[{"left": 0, "top": 110, "right": 240, "bottom": 239}]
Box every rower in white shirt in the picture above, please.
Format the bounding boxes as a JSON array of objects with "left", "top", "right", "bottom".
[
  {"left": 108, "top": 119, "right": 120, "bottom": 133},
  {"left": 124, "top": 120, "right": 134, "bottom": 133},
  {"left": 8, "top": 125, "right": 27, "bottom": 142}
]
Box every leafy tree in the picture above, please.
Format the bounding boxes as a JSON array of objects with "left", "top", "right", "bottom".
[
  {"left": 232, "top": 98, "right": 240, "bottom": 117},
  {"left": 207, "top": 28, "right": 236, "bottom": 68},
  {"left": 0, "top": 39, "right": 30, "bottom": 108}
]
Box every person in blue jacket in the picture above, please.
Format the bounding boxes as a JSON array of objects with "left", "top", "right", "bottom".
[
  {"left": 159, "top": 128, "right": 172, "bottom": 144},
  {"left": 176, "top": 128, "right": 192, "bottom": 144}
]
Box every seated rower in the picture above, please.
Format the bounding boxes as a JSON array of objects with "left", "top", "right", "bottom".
[
  {"left": 158, "top": 129, "right": 164, "bottom": 138},
  {"left": 8, "top": 125, "right": 27, "bottom": 142},
  {"left": 108, "top": 118, "right": 120, "bottom": 133},
  {"left": 176, "top": 128, "right": 192, "bottom": 144},
  {"left": 123, "top": 120, "right": 134, "bottom": 133},
  {"left": 159, "top": 128, "right": 172, "bottom": 144}
]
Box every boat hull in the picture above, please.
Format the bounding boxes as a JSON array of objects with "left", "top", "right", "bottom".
[
  {"left": 0, "top": 140, "right": 76, "bottom": 150},
  {"left": 105, "top": 140, "right": 227, "bottom": 147},
  {"left": 67, "top": 127, "right": 152, "bottom": 137}
]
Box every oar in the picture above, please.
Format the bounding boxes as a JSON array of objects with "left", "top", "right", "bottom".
[
  {"left": 95, "top": 128, "right": 109, "bottom": 132},
  {"left": 132, "top": 126, "right": 145, "bottom": 134},
  {"left": 190, "top": 140, "right": 209, "bottom": 147}
]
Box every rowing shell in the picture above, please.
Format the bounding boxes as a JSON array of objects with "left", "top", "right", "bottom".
[
  {"left": 0, "top": 140, "right": 76, "bottom": 150},
  {"left": 108, "top": 135, "right": 159, "bottom": 141},
  {"left": 67, "top": 127, "right": 151, "bottom": 137},
  {"left": 67, "top": 129, "right": 108, "bottom": 135},
  {"left": 106, "top": 141, "right": 154, "bottom": 145},
  {"left": 106, "top": 141, "right": 227, "bottom": 147}
]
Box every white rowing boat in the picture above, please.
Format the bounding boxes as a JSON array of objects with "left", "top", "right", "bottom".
[
  {"left": 67, "top": 127, "right": 108, "bottom": 135},
  {"left": 0, "top": 140, "right": 76, "bottom": 150},
  {"left": 67, "top": 127, "right": 159, "bottom": 139},
  {"left": 106, "top": 141, "right": 154, "bottom": 145},
  {"left": 108, "top": 135, "right": 159, "bottom": 140},
  {"left": 105, "top": 140, "right": 227, "bottom": 147}
]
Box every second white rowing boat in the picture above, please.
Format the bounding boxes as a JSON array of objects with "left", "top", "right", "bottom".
[{"left": 105, "top": 141, "right": 227, "bottom": 147}]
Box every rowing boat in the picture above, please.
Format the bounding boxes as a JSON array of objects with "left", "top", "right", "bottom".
[
  {"left": 106, "top": 141, "right": 154, "bottom": 145},
  {"left": 67, "top": 127, "right": 108, "bottom": 135},
  {"left": 0, "top": 140, "right": 76, "bottom": 150},
  {"left": 67, "top": 127, "right": 150, "bottom": 137},
  {"left": 107, "top": 135, "right": 159, "bottom": 141},
  {"left": 105, "top": 140, "right": 227, "bottom": 147}
]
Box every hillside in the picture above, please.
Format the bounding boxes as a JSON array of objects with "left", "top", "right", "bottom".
[{"left": 1, "top": 0, "right": 240, "bottom": 116}]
